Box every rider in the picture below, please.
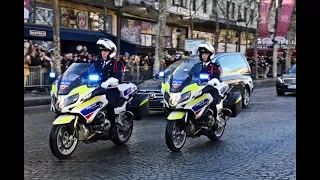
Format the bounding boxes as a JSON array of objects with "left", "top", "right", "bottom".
[
  {"left": 197, "top": 43, "right": 221, "bottom": 80},
  {"left": 94, "top": 38, "right": 124, "bottom": 83},
  {"left": 94, "top": 38, "right": 124, "bottom": 132},
  {"left": 197, "top": 43, "right": 222, "bottom": 118}
]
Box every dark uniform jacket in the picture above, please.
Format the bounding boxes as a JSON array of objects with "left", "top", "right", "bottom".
[
  {"left": 93, "top": 56, "right": 124, "bottom": 82},
  {"left": 197, "top": 62, "right": 221, "bottom": 80}
]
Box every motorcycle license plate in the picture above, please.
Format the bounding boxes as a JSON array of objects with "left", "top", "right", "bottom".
[{"left": 288, "top": 85, "right": 296, "bottom": 89}]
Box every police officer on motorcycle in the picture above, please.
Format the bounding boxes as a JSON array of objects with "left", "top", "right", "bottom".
[
  {"left": 94, "top": 38, "right": 124, "bottom": 132},
  {"left": 94, "top": 38, "right": 124, "bottom": 82},
  {"left": 197, "top": 43, "right": 222, "bottom": 119}
]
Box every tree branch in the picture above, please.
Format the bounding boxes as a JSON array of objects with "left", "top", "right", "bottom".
[
  {"left": 217, "top": 0, "right": 227, "bottom": 19},
  {"left": 189, "top": 0, "right": 205, "bottom": 18}
]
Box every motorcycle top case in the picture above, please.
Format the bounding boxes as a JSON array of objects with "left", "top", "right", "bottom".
[
  {"left": 126, "top": 94, "right": 149, "bottom": 120},
  {"left": 223, "top": 92, "right": 242, "bottom": 117}
]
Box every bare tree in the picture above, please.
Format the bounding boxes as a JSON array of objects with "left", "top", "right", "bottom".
[
  {"left": 253, "top": 0, "right": 261, "bottom": 79},
  {"left": 216, "top": 0, "right": 230, "bottom": 52},
  {"left": 285, "top": 4, "right": 296, "bottom": 70},
  {"left": 212, "top": 0, "right": 219, "bottom": 50},
  {"left": 153, "top": 0, "right": 168, "bottom": 75},
  {"left": 188, "top": 0, "right": 205, "bottom": 36},
  {"left": 242, "top": 0, "right": 259, "bottom": 54},
  {"left": 52, "top": 0, "right": 61, "bottom": 76}
]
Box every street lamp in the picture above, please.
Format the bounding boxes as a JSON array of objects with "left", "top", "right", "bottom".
[
  {"left": 176, "top": 28, "right": 181, "bottom": 51},
  {"left": 115, "top": 0, "right": 123, "bottom": 57}
]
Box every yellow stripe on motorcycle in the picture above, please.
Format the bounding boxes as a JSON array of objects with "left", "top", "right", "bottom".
[
  {"left": 139, "top": 98, "right": 149, "bottom": 106},
  {"left": 167, "top": 111, "right": 185, "bottom": 120},
  {"left": 235, "top": 96, "right": 242, "bottom": 103},
  {"left": 182, "top": 83, "right": 202, "bottom": 93},
  {"left": 186, "top": 94, "right": 211, "bottom": 107},
  {"left": 69, "top": 85, "right": 94, "bottom": 96},
  {"left": 161, "top": 82, "right": 170, "bottom": 92},
  {"left": 53, "top": 115, "right": 76, "bottom": 125},
  {"left": 74, "top": 96, "right": 101, "bottom": 111},
  {"left": 52, "top": 84, "right": 57, "bottom": 95}
]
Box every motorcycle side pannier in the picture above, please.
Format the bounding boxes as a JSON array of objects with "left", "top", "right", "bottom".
[
  {"left": 126, "top": 94, "right": 150, "bottom": 120},
  {"left": 223, "top": 92, "right": 243, "bottom": 117}
]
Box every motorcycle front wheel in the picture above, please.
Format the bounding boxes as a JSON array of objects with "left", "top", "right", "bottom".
[
  {"left": 165, "top": 121, "right": 187, "bottom": 152},
  {"left": 49, "top": 124, "right": 78, "bottom": 159}
]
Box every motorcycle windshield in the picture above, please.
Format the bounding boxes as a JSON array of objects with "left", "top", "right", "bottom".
[
  {"left": 57, "top": 63, "right": 96, "bottom": 95},
  {"left": 169, "top": 59, "right": 202, "bottom": 93}
]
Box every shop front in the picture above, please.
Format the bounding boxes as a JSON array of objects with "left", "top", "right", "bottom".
[
  {"left": 24, "top": 1, "right": 136, "bottom": 55},
  {"left": 119, "top": 16, "right": 188, "bottom": 55}
]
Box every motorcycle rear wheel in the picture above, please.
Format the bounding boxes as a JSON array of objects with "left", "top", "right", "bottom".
[
  {"left": 207, "top": 118, "right": 226, "bottom": 141},
  {"left": 165, "top": 121, "right": 187, "bottom": 152},
  {"left": 111, "top": 118, "right": 133, "bottom": 144},
  {"left": 49, "top": 124, "right": 78, "bottom": 159}
]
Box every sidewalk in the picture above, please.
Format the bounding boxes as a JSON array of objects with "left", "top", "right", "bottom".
[{"left": 24, "top": 78, "right": 277, "bottom": 107}]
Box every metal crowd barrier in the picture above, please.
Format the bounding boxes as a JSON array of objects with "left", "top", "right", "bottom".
[
  {"left": 123, "top": 66, "right": 154, "bottom": 85},
  {"left": 25, "top": 64, "right": 285, "bottom": 90},
  {"left": 24, "top": 65, "right": 155, "bottom": 89},
  {"left": 25, "top": 66, "right": 52, "bottom": 89},
  {"left": 250, "top": 65, "right": 284, "bottom": 78}
]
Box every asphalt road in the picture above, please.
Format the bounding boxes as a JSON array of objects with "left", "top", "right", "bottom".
[{"left": 24, "top": 86, "right": 296, "bottom": 180}]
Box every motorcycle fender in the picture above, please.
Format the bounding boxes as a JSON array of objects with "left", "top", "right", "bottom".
[
  {"left": 53, "top": 115, "right": 76, "bottom": 125},
  {"left": 167, "top": 111, "right": 186, "bottom": 120}
]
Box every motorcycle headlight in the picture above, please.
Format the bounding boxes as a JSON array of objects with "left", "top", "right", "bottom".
[
  {"left": 169, "top": 91, "right": 191, "bottom": 106},
  {"left": 277, "top": 77, "right": 283, "bottom": 83},
  {"left": 169, "top": 93, "right": 181, "bottom": 106},
  {"left": 179, "top": 91, "right": 191, "bottom": 103},
  {"left": 59, "top": 93, "right": 79, "bottom": 108}
]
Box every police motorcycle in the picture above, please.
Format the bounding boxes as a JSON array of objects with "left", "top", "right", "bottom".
[
  {"left": 49, "top": 63, "right": 148, "bottom": 159},
  {"left": 160, "top": 60, "right": 242, "bottom": 152}
]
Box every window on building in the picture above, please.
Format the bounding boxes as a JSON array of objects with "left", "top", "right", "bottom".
[
  {"left": 212, "top": 0, "right": 217, "bottom": 7},
  {"left": 173, "top": 0, "right": 180, "bottom": 6},
  {"left": 227, "top": 1, "right": 230, "bottom": 19},
  {"left": 250, "top": 9, "right": 255, "bottom": 24},
  {"left": 231, "top": 2, "right": 235, "bottom": 19},
  {"left": 203, "top": 0, "right": 207, "bottom": 13},
  {"left": 244, "top": 7, "right": 248, "bottom": 21},
  {"left": 193, "top": 0, "right": 196, "bottom": 11},
  {"left": 180, "top": 0, "right": 185, "bottom": 7},
  {"left": 238, "top": 5, "right": 242, "bottom": 20}
]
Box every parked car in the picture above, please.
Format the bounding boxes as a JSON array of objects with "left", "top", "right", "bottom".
[
  {"left": 137, "top": 60, "right": 183, "bottom": 111},
  {"left": 138, "top": 53, "right": 254, "bottom": 111},
  {"left": 276, "top": 64, "right": 296, "bottom": 96}
]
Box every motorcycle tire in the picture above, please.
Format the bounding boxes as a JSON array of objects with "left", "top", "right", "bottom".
[
  {"left": 207, "top": 121, "right": 226, "bottom": 141},
  {"left": 49, "top": 124, "right": 78, "bottom": 159},
  {"left": 111, "top": 119, "right": 133, "bottom": 145},
  {"left": 165, "top": 121, "right": 187, "bottom": 152}
]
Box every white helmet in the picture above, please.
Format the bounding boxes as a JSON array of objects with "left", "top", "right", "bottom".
[
  {"left": 198, "top": 43, "right": 215, "bottom": 61},
  {"left": 96, "top": 38, "right": 117, "bottom": 58}
]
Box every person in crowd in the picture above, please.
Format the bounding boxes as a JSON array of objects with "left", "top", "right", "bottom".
[{"left": 24, "top": 42, "right": 33, "bottom": 91}]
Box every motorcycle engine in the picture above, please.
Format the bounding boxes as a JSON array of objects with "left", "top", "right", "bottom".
[
  {"left": 199, "top": 109, "right": 216, "bottom": 128},
  {"left": 92, "top": 111, "right": 111, "bottom": 133}
]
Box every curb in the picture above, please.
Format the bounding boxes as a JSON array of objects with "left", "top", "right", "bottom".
[
  {"left": 24, "top": 97, "right": 51, "bottom": 107},
  {"left": 23, "top": 79, "right": 276, "bottom": 107},
  {"left": 253, "top": 78, "right": 277, "bottom": 86}
]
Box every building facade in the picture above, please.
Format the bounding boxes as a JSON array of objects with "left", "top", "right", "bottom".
[{"left": 24, "top": 0, "right": 278, "bottom": 55}]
